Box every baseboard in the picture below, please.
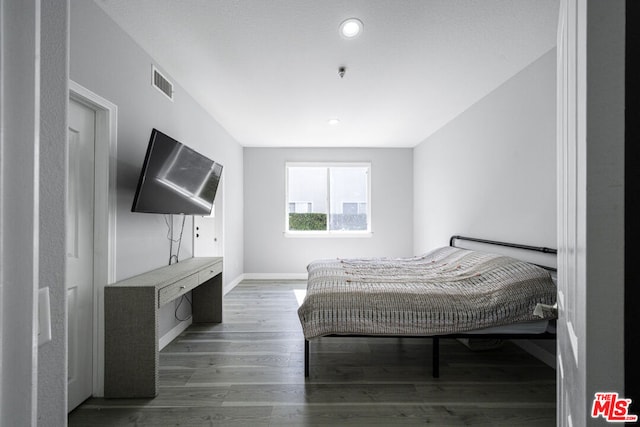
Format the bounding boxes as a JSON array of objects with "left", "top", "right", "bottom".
[
  {"left": 512, "top": 339, "right": 556, "bottom": 368},
  {"left": 242, "top": 273, "right": 307, "bottom": 281},
  {"left": 159, "top": 318, "right": 192, "bottom": 350},
  {"left": 224, "top": 274, "right": 244, "bottom": 295}
]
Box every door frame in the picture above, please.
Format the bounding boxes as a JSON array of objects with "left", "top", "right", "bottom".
[{"left": 69, "top": 80, "right": 117, "bottom": 398}]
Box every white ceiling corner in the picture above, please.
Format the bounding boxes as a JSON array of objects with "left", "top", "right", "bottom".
[{"left": 94, "top": 0, "right": 559, "bottom": 148}]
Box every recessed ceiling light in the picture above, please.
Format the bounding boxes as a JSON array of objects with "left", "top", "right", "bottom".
[
  {"left": 339, "top": 18, "right": 363, "bottom": 39},
  {"left": 328, "top": 118, "right": 341, "bottom": 126}
]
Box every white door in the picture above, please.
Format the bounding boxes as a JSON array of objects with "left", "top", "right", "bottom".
[
  {"left": 557, "top": 0, "right": 585, "bottom": 425},
  {"left": 67, "top": 99, "right": 96, "bottom": 411}
]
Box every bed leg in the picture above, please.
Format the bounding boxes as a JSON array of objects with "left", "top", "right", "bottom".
[
  {"left": 432, "top": 337, "right": 440, "bottom": 378},
  {"left": 304, "top": 339, "right": 310, "bottom": 377}
]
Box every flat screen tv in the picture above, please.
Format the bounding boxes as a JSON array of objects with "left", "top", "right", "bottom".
[{"left": 131, "top": 129, "right": 223, "bottom": 215}]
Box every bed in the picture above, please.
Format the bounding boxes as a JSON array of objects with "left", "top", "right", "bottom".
[{"left": 297, "top": 235, "right": 558, "bottom": 378}]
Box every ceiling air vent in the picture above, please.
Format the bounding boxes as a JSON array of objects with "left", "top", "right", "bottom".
[{"left": 151, "top": 65, "right": 174, "bottom": 101}]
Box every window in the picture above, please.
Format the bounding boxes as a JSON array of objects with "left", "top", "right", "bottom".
[
  {"left": 286, "top": 163, "right": 371, "bottom": 235},
  {"left": 343, "top": 202, "right": 367, "bottom": 215},
  {"left": 288, "top": 202, "right": 312, "bottom": 213}
]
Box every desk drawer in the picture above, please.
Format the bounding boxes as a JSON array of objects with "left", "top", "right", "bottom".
[
  {"left": 158, "top": 273, "right": 199, "bottom": 307},
  {"left": 198, "top": 262, "right": 222, "bottom": 283}
]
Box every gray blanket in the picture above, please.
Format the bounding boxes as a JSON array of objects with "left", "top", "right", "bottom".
[{"left": 297, "top": 246, "right": 557, "bottom": 339}]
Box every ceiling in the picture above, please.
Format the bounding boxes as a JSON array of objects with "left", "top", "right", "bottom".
[{"left": 95, "top": 0, "right": 559, "bottom": 148}]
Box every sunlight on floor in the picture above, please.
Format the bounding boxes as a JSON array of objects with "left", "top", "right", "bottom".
[{"left": 293, "top": 289, "right": 306, "bottom": 307}]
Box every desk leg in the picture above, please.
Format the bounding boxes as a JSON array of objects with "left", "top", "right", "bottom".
[
  {"left": 104, "top": 286, "right": 158, "bottom": 398},
  {"left": 192, "top": 273, "right": 223, "bottom": 323}
]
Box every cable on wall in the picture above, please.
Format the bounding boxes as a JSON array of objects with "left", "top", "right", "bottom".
[
  {"left": 165, "top": 213, "right": 191, "bottom": 321},
  {"left": 165, "top": 214, "right": 187, "bottom": 265}
]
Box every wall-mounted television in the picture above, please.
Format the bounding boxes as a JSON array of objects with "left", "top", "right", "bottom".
[{"left": 131, "top": 129, "right": 223, "bottom": 215}]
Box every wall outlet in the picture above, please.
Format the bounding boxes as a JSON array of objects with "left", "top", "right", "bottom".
[{"left": 38, "top": 287, "right": 52, "bottom": 346}]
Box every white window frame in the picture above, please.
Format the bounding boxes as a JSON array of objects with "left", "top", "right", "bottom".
[{"left": 285, "top": 162, "right": 372, "bottom": 237}]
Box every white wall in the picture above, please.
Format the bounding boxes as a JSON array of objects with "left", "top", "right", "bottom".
[
  {"left": 244, "top": 148, "right": 413, "bottom": 275},
  {"left": 413, "top": 48, "right": 557, "bottom": 253},
  {"left": 1, "top": 1, "right": 41, "bottom": 424},
  {"left": 70, "top": 1, "right": 244, "bottom": 337},
  {"left": 38, "top": 0, "right": 69, "bottom": 425},
  {"left": 1, "top": 0, "right": 70, "bottom": 424}
]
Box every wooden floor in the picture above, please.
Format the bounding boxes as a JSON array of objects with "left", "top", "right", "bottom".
[{"left": 69, "top": 281, "right": 556, "bottom": 426}]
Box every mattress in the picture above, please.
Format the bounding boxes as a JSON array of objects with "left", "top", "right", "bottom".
[{"left": 297, "top": 246, "right": 557, "bottom": 340}]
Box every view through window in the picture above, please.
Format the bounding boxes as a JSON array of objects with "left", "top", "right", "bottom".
[{"left": 286, "top": 163, "right": 370, "bottom": 234}]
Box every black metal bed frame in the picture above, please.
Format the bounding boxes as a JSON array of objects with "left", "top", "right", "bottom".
[
  {"left": 448, "top": 235, "right": 557, "bottom": 255},
  {"left": 303, "top": 235, "right": 558, "bottom": 378}
]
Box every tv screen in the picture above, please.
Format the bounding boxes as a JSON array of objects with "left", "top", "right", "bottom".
[{"left": 131, "top": 129, "right": 223, "bottom": 215}]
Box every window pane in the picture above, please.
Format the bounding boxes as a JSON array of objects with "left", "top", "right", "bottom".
[
  {"left": 287, "top": 167, "right": 327, "bottom": 231},
  {"left": 329, "top": 167, "right": 368, "bottom": 231}
]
